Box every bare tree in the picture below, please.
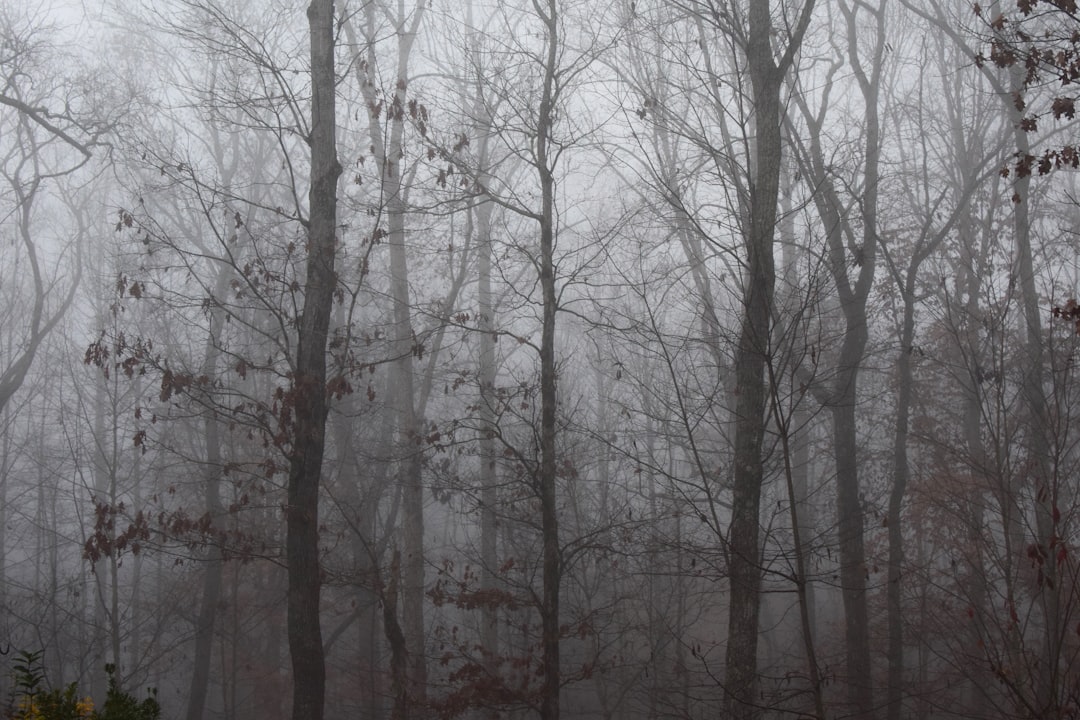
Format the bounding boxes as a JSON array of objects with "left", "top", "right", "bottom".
[
  {"left": 284, "top": 2, "right": 340, "bottom": 718},
  {"left": 787, "top": 2, "right": 889, "bottom": 711},
  {"left": 0, "top": 7, "right": 107, "bottom": 414},
  {"left": 347, "top": 2, "right": 430, "bottom": 708}
]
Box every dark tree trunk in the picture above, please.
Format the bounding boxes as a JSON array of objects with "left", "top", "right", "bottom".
[
  {"left": 832, "top": 340, "right": 873, "bottom": 715},
  {"left": 286, "top": 3, "right": 340, "bottom": 719},
  {"left": 535, "top": 2, "right": 560, "bottom": 717},
  {"left": 185, "top": 273, "right": 228, "bottom": 720},
  {"left": 723, "top": 2, "right": 814, "bottom": 716},
  {"left": 886, "top": 288, "right": 914, "bottom": 720},
  {"left": 836, "top": 2, "right": 883, "bottom": 712},
  {"left": 790, "top": 4, "right": 883, "bottom": 711}
]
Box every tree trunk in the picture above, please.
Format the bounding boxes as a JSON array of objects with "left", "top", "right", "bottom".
[
  {"left": 89, "top": 359, "right": 112, "bottom": 700},
  {"left": 886, "top": 280, "right": 915, "bottom": 720},
  {"left": 1010, "top": 74, "right": 1059, "bottom": 715},
  {"left": 385, "top": 550, "right": 409, "bottom": 720},
  {"left": 476, "top": 165, "right": 499, "bottom": 671},
  {"left": 778, "top": 152, "right": 823, "bottom": 718},
  {"left": 186, "top": 271, "right": 230, "bottom": 720},
  {"left": 465, "top": 1, "right": 500, "bottom": 666},
  {"left": 959, "top": 205, "right": 993, "bottom": 716},
  {"left": 390, "top": 188, "right": 428, "bottom": 710},
  {"left": 286, "top": 2, "right": 340, "bottom": 719},
  {"left": 535, "top": 3, "right": 561, "bottom": 717},
  {"left": 723, "top": 1, "right": 795, "bottom": 716},
  {"left": 790, "top": 4, "right": 883, "bottom": 711},
  {"left": 352, "top": 3, "right": 428, "bottom": 704}
]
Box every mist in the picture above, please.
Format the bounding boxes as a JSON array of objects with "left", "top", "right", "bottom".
[{"left": 0, "top": 0, "right": 1077, "bottom": 718}]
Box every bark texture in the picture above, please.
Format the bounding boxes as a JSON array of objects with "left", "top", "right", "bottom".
[
  {"left": 286, "top": 3, "right": 340, "bottom": 719},
  {"left": 724, "top": 1, "right": 813, "bottom": 716}
]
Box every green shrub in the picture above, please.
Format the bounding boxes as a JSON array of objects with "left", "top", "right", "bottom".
[
  {"left": 92, "top": 666, "right": 158, "bottom": 720},
  {"left": 7, "top": 653, "right": 159, "bottom": 720}
]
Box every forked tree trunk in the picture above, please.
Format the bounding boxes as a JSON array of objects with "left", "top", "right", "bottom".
[
  {"left": 724, "top": 1, "right": 813, "bottom": 716},
  {"left": 790, "top": 4, "right": 882, "bottom": 711},
  {"left": 351, "top": 3, "right": 428, "bottom": 704}
]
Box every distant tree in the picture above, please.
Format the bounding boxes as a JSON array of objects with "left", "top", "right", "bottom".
[
  {"left": 0, "top": 7, "right": 109, "bottom": 414},
  {"left": 788, "top": 2, "right": 889, "bottom": 712},
  {"left": 345, "top": 1, "right": 431, "bottom": 709}
]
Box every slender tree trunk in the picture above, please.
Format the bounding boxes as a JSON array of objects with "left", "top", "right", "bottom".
[
  {"left": 465, "top": 2, "right": 500, "bottom": 666},
  {"left": 476, "top": 169, "right": 499, "bottom": 672},
  {"left": 186, "top": 271, "right": 230, "bottom": 720},
  {"left": 129, "top": 378, "right": 144, "bottom": 681},
  {"left": 832, "top": 320, "right": 874, "bottom": 714},
  {"left": 960, "top": 221, "right": 993, "bottom": 715},
  {"left": 962, "top": 340, "right": 992, "bottom": 715},
  {"left": 186, "top": 428, "right": 224, "bottom": 720},
  {"left": 886, "top": 278, "right": 915, "bottom": 720},
  {"left": 329, "top": 392, "right": 389, "bottom": 719},
  {"left": 534, "top": 3, "right": 561, "bottom": 717},
  {"left": 0, "top": 403, "right": 8, "bottom": 702},
  {"left": 388, "top": 16, "right": 430, "bottom": 704},
  {"left": 385, "top": 550, "right": 409, "bottom": 720},
  {"left": 90, "top": 360, "right": 111, "bottom": 700},
  {"left": 389, "top": 196, "right": 427, "bottom": 710},
  {"left": 779, "top": 154, "right": 822, "bottom": 717},
  {"left": 286, "top": 2, "right": 340, "bottom": 718},
  {"left": 1011, "top": 87, "right": 1059, "bottom": 718},
  {"left": 352, "top": 4, "right": 428, "bottom": 704}
]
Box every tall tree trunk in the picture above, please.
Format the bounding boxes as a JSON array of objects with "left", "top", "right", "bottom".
[
  {"left": 961, "top": 267, "right": 992, "bottom": 716},
  {"left": 351, "top": 4, "right": 428, "bottom": 705},
  {"left": 778, "top": 153, "right": 823, "bottom": 718},
  {"left": 389, "top": 192, "right": 427, "bottom": 712},
  {"left": 186, "top": 271, "right": 230, "bottom": 720},
  {"left": 329, "top": 389, "right": 390, "bottom": 719},
  {"left": 0, "top": 402, "right": 8, "bottom": 698},
  {"left": 186, "top": 420, "right": 224, "bottom": 720},
  {"left": 958, "top": 194, "right": 995, "bottom": 714},
  {"left": 724, "top": 0, "right": 814, "bottom": 715},
  {"left": 286, "top": 2, "right": 340, "bottom": 718},
  {"left": 790, "top": 3, "right": 883, "bottom": 711},
  {"left": 535, "top": 2, "right": 561, "bottom": 717},
  {"left": 476, "top": 161, "right": 499, "bottom": 673},
  {"left": 89, "top": 356, "right": 114, "bottom": 700},
  {"left": 886, "top": 277, "right": 915, "bottom": 720},
  {"left": 1009, "top": 67, "right": 1059, "bottom": 715},
  {"left": 129, "top": 376, "right": 144, "bottom": 683},
  {"left": 839, "top": 0, "right": 883, "bottom": 708},
  {"left": 465, "top": 0, "right": 500, "bottom": 667}
]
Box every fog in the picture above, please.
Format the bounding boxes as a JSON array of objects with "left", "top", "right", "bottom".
[{"left": 1, "top": 0, "right": 1078, "bottom": 718}]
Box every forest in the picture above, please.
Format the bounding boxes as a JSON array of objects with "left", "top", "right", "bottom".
[{"left": 1, "top": 0, "right": 1079, "bottom": 718}]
